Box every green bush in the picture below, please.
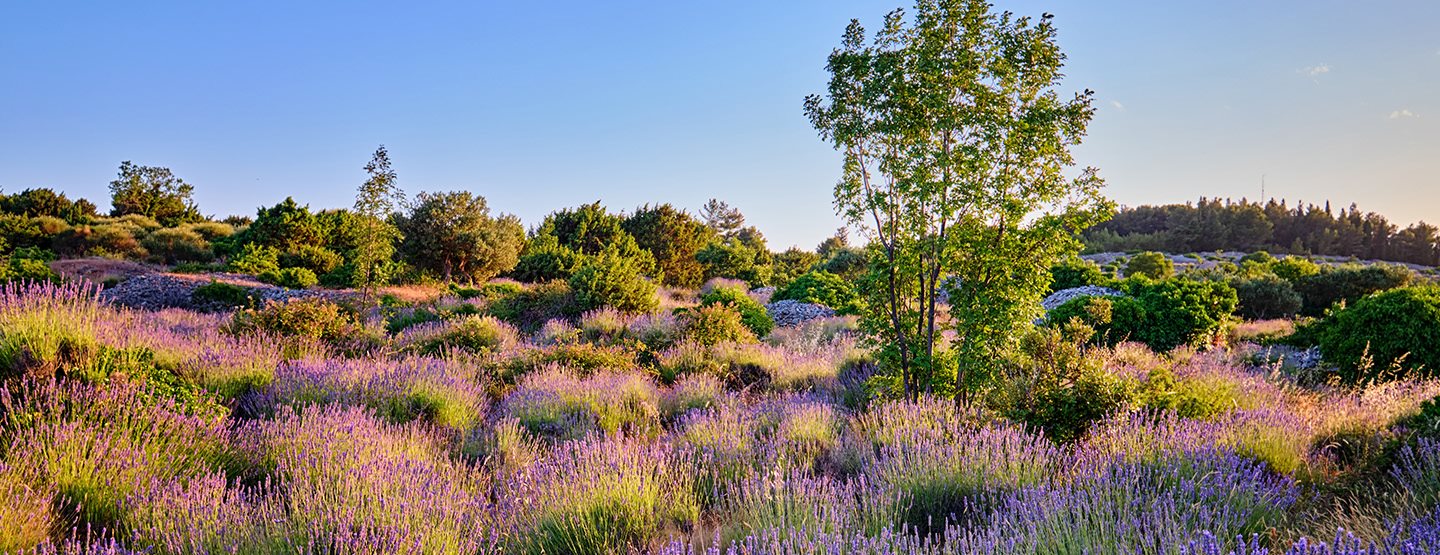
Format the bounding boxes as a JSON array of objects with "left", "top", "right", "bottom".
[
  {"left": 229, "top": 297, "right": 359, "bottom": 343},
  {"left": 1050, "top": 257, "right": 1108, "bottom": 292},
  {"left": 488, "top": 281, "right": 581, "bottom": 333},
  {"left": 409, "top": 315, "right": 518, "bottom": 356},
  {"left": 1046, "top": 295, "right": 1145, "bottom": 346},
  {"left": 1293, "top": 264, "right": 1413, "bottom": 316},
  {"left": 1271, "top": 256, "right": 1320, "bottom": 282},
  {"left": 681, "top": 304, "right": 757, "bottom": 347},
  {"left": 1124, "top": 251, "right": 1174, "bottom": 279},
  {"left": 512, "top": 235, "right": 585, "bottom": 283},
  {"left": 1232, "top": 276, "right": 1302, "bottom": 320},
  {"left": 1239, "top": 251, "right": 1276, "bottom": 265},
  {"left": 227, "top": 243, "right": 281, "bottom": 276},
  {"left": 772, "top": 270, "right": 863, "bottom": 315},
  {"left": 820, "top": 246, "right": 869, "bottom": 281},
  {"left": 569, "top": 251, "right": 658, "bottom": 314},
  {"left": 192, "top": 280, "right": 257, "bottom": 309},
  {"left": 180, "top": 221, "right": 235, "bottom": 241},
  {"left": 1124, "top": 278, "right": 1237, "bottom": 350},
  {"left": 1310, "top": 286, "right": 1440, "bottom": 382},
  {"left": 140, "top": 227, "right": 212, "bottom": 264},
  {"left": 1004, "top": 325, "right": 1136, "bottom": 443},
  {"left": 278, "top": 244, "right": 343, "bottom": 275},
  {"left": 1138, "top": 366, "right": 1241, "bottom": 419},
  {"left": 699, "top": 285, "right": 773, "bottom": 337},
  {"left": 258, "top": 267, "right": 318, "bottom": 289}
]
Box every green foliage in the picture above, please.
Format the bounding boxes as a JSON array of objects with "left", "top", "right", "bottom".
[
  {"left": 1310, "top": 286, "right": 1440, "bottom": 382},
  {"left": 772, "top": 270, "right": 863, "bottom": 315},
  {"left": 994, "top": 323, "right": 1137, "bottom": 443},
  {"left": 512, "top": 235, "right": 585, "bottom": 283},
  {"left": 569, "top": 250, "right": 659, "bottom": 314},
  {"left": 396, "top": 191, "right": 523, "bottom": 283},
  {"left": 696, "top": 238, "right": 770, "bottom": 286},
  {"left": 488, "top": 281, "right": 581, "bottom": 333},
  {"left": 1124, "top": 251, "right": 1175, "bottom": 279},
  {"left": 769, "top": 248, "right": 821, "bottom": 289},
  {"left": 1138, "top": 366, "right": 1241, "bottom": 419},
  {"left": 699, "top": 285, "right": 773, "bottom": 337},
  {"left": 1050, "top": 257, "right": 1108, "bottom": 292},
  {"left": 820, "top": 246, "right": 868, "bottom": 281},
  {"left": 1046, "top": 295, "right": 1145, "bottom": 345},
  {"left": 805, "top": 3, "right": 1112, "bottom": 401},
  {"left": 352, "top": 145, "right": 405, "bottom": 297},
  {"left": 229, "top": 297, "right": 359, "bottom": 343},
  {"left": 258, "top": 267, "right": 318, "bottom": 289},
  {"left": 0, "top": 214, "right": 50, "bottom": 254},
  {"left": 141, "top": 227, "right": 212, "bottom": 264},
  {"left": 0, "top": 187, "right": 98, "bottom": 222},
  {"left": 279, "top": 244, "right": 344, "bottom": 275},
  {"left": 107, "top": 161, "right": 201, "bottom": 226},
  {"left": 1293, "top": 264, "right": 1414, "bottom": 316},
  {"left": 1124, "top": 278, "right": 1238, "bottom": 351},
  {"left": 237, "top": 197, "right": 324, "bottom": 252},
  {"left": 227, "top": 243, "right": 281, "bottom": 276},
  {"left": 191, "top": 280, "right": 257, "bottom": 309},
  {"left": 1232, "top": 276, "right": 1302, "bottom": 320},
  {"left": 1271, "top": 256, "right": 1320, "bottom": 282},
  {"left": 622, "top": 204, "right": 712, "bottom": 288},
  {"left": 409, "top": 315, "right": 517, "bottom": 356},
  {"left": 1240, "top": 251, "right": 1277, "bottom": 265},
  {"left": 681, "top": 304, "right": 758, "bottom": 347}
]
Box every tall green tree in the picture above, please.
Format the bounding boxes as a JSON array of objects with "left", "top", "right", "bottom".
[
  {"left": 805, "top": 1, "right": 1111, "bottom": 402},
  {"left": 107, "top": 161, "right": 201, "bottom": 226},
  {"left": 622, "top": 203, "right": 713, "bottom": 288},
  {"left": 353, "top": 146, "right": 405, "bottom": 299}
]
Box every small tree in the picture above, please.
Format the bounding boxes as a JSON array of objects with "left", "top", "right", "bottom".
[
  {"left": 353, "top": 146, "right": 405, "bottom": 300},
  {"left": 108, "top": 161, "right": 201, "bottom": 226},
  {"left": 805, "top": 2, "right": 1111, "bottom": 401},
  {"left": 1124, "top": 251, "right": 1174, "bottom": 279},
  {"left": 622, "top": 204, "right": 713, "bottom": 288},
  {"left": 699, "top": 199, "right": 746, "bottom": 238},
  {"left": 396, "top": 191, "right": 525, "bottom": 283}
]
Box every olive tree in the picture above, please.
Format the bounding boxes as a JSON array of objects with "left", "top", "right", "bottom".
[
  {"left": 805, "top": 1, "right": 1111, "bottom": 402},
  {"left": 396, "top": 191, "right": 524, "bottom": 283}
]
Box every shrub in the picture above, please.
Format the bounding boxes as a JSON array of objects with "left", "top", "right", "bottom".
[
  {"left": 820, "top": 246, "right": 869, "bottom": 280},
  {"left": 1046, "top": 295, "right": 1146, "bottom": 346},
  {"left": 192, "top": 280, "right": 257, "bottom": 309},
  {"left": 278, "top": 244, "right": 344, "bottom": 275},
  {"left": 1124, "top": 251, "right": 1174, "bottom": 279},
  {"left": 227, "top": 243, "right": 281, "bottom": 276},
  {"left": 488, "top": 281, "right": 581, "bottom": 333},
  {"left": 229, "top": 297, "right": 359, "bottom": 344},
  {"left": 680, "top": 304, "right": 757, "bottom": 347},
  {"left": 1233, "top": 276, "right": 1302, "bottom": 320},
  {"left": 180, "top": 221, "right": 235, "bottom": 241},
  {"left": 404, "top": 315, "right": 519, "bottom": 356},
  {"left": 568, "top": 250, "right": 658, "bottom": 314},
  {"left": 1050, "top": 257, "right": 1108, "bottom": 291},
  {"left": 141, "top": 227, "right": 212, "bottom": 264},
  {"left": 512, "top": 235, "right": 585, "bottom": 282},
  {"left": 82, "top": 224, "right": 148, "bottom": 258},
  {"left": 1125, "top": 277, "right": 1238, "bottom": 350},
  {"left": 1310, "top": 286, "right": 1440, "bottom": 382},
  {"left": 699, "top": 285, "right": 773, "bottom": 337},
  {"left": 1271, "top": 256, "right": 1320, "bottom": 282},
  {"left": 1240, "top": 251, "right": 1276, "bottom": 265},
  {"left": 258, "top": 267, "right": 318, "bottom": 289},
  {"left": 772, "top": 270, "right": 864, "bottom": 315},
  {"left": 1005, "top": 325, "right": 1136, "bottom": 443},
  {"left": 1294, "top": 264, "right": 1414, "bottom": 316}
]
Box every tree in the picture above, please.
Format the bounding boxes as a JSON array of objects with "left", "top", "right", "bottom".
[
  {"left": 353, "top": 146, "right": 405, "bottom": 300},
  {"left": 108, "top": 161, "right": 201, "bottom": 226},
  {"left": 805, "top": 2, "right": 1110, "bottom": 402},
  {"left": 516, "top": 202, "right": 657, "bottom": 281},
  {"left": 700, "top": 198, "right": 746, "bottom": 238},
  {"left": 622, "top": 204, "right": 713, "bottom": 288},
  {"left": 396, "top": 191, "right": 525, "bottom": 283},
  {"left": 1124, "top": 251, "right": 1174, "bottom": 280},
  {"left": 0, "top": 188, "right": 98, "bottom": 222}
]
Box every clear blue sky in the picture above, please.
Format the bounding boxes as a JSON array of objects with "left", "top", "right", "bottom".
[{"left": 2, "top": 1, "right": 1436, "bottom": 248}]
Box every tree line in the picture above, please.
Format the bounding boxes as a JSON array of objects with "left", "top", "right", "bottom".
[{"left": 1085, "top": 197, "right": 1439, "bottom": 266}]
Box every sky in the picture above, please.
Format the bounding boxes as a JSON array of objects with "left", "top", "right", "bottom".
[{"left": 1, "top": 1, "right": 1436, "bottom": 249}]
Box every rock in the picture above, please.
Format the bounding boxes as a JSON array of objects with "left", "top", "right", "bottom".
[
  {"left": 1041, "top": 286, "right": 1124, "bottom": 312},
  {"left": 101, "top": 273, "right": 336, "bottom": 312},
  {"left": 765, "top": 299, "right": 836, "bottom": 327}
]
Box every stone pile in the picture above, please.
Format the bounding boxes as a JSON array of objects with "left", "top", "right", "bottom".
[
  {"left": 765, "top": 299, "right": 837, "bottom": 327},
  {"left": 101, "top": 274, "right": 331, "bottom": 312},
  {"left": 1041, "top": 285, "right": 1124, "bottom": 312}
]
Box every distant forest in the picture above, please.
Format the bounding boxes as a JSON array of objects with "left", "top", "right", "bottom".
[{"left": 1084, "top": 197, "right": 1440, "bottom": 266}]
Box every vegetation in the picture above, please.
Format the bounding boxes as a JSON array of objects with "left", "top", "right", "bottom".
[
  {"left": 805, "top": 1, "right": 1112, "bottom": 400},
  {"left": 395, "top": 191, "right": 524, "bottom": 283}
]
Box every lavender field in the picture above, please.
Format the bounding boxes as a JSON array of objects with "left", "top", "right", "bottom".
[{"left": 0, "top": 278, "right": 1437, "bottom": 555}]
